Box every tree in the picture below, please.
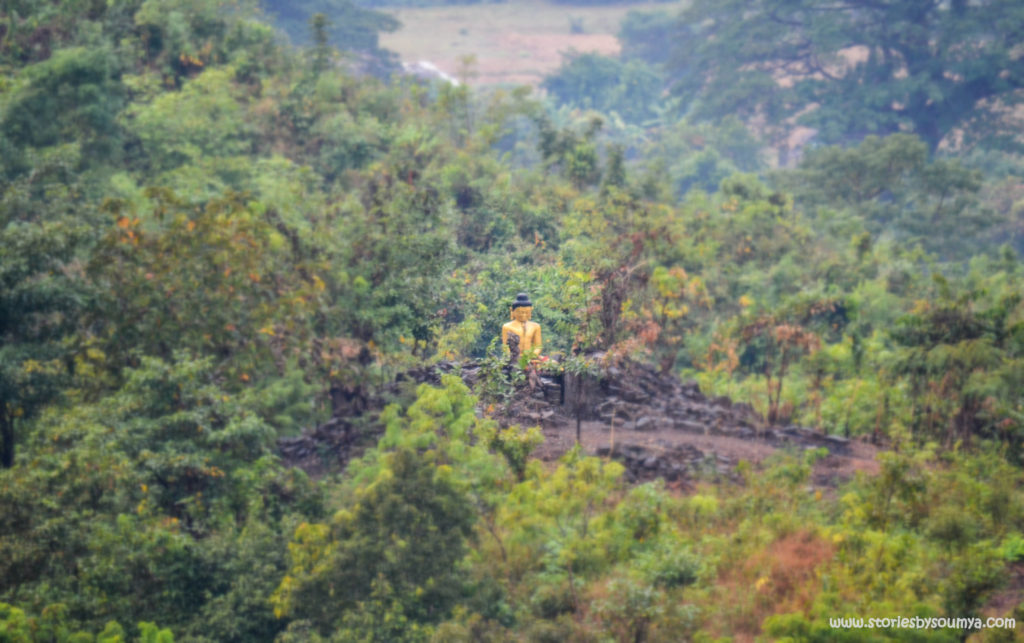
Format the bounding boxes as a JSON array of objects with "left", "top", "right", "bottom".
[
  {"left": 261, "top": 0, "right": 400, "bottom": 74},
  {"left": 323, "top": 125, "right": 459, "bottom": 353},
  {"left": 618, "top": 10, "right": 675, "bottom": 67},
  {"left": 886, "top": 282, "right": 1015, "bottom": 447},
  {"left": 641, "top": 116, "right": 766, "bottom": 197},
  {"left": 542, "top": 53, "right": 663, "bottom": 125},
  {"left": 737, "top": 314, "right": 821, "bottom": 425},
  {"left": 309, "top": 13, "right": 332, "bottom": 75},
  {"left": 126, "top": 66, "right": 250, "bottom": 173},
  {"left": 88, "top": 189, "right": 312, "bottom": 378},
  {"left": 670, "top": 0, "right": 1024, "bottom": 152},
  {"left": 131, "top": 0, "right": 251, "bottom": 82},
  {"left": 1, "top": 348, "right": 322, "bottom": 636},
  {"left": 0, "top": 47, "right": 123, "bottom": 177},
  {"left": 273, "top": 446, "right": 476, "bottom": 638},
  {"left": 496, "top": 447, "right": 628, "bottom": 620},
  {"left": 0, "top": 0, "right": 134, "bottom": 66},
  {"left": 774, "top": 134, "right": 992, "bottom": 259},
  {"left": 273, "top": 376, "right": 527, "bottom": 638},
  {"left": 0, "top": 145, "right": 88, "bottom": 468}
]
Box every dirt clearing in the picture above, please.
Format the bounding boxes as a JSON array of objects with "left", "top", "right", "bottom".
[{"left": 380, "top": 0, "right": 683, "bottom": 86}]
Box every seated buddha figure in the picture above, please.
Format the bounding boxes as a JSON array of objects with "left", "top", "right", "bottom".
[{"left": 501, "top": 293, "right": 542, "bottom": 362}]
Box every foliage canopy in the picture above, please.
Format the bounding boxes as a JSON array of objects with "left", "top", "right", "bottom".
[{"left": 669, "top": 0, "right": 1024, "bottom": 151}]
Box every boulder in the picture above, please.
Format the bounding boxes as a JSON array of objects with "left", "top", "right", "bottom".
[{"left": 635, "top": 416, "right": 658, "bottom": 431}]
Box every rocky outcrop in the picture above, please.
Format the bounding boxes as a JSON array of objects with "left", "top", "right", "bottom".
[
  {"left": 277, "top": 416, "right": 365, "bottom": 477},
  {"left": 491, "top": 357, "right": 869, "bottom": 487},
  {"left": 278, "top": 356, "right": 875, "bottom": 486}
]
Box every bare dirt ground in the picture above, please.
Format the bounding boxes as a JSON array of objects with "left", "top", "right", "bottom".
[{"left": 532, "top": 415, "right": 880, "bottom": 490}]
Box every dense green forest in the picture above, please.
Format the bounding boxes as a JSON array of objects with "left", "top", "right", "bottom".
[{"left": 2, "top": 0, "right": 1023, "bottom": 640}]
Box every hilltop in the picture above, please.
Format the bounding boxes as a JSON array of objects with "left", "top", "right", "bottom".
[{"left": 280, "top": 358, "right": 881, "bottom": 488}]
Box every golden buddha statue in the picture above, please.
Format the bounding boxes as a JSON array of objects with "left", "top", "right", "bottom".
[{"left": 501, "top": 293, "right": 542, "bottom": 361}]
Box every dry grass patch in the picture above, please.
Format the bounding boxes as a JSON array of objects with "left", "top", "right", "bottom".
[
  {"left": 708, "top": 529, "right": 835, "bottom": 641},
  {"left": 380, "top": 0, "right": 684, "bottom": 86}
]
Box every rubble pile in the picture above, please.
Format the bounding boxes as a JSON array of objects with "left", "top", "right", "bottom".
[
  {"left": 279, "top": 356, "right": 869, "bottom": 486},
  {"left": 277, "top": 416, "right": 363, "bottom": 475},
  {"left": 595, "top": 442, "right": 711, "bottom": 484},
  {"left": 496, "top": 358, "right": 861, "bottom": 486},
  {"left": 594, "top": 365, "right": 762, "bottom": 437}
]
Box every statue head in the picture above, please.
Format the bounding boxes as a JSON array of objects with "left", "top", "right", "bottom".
[{"left": 510, "top": 293, "right": 533, "bottom": 322}]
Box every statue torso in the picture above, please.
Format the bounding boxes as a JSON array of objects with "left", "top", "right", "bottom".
[{"left": 502, "top": 319, "right": 541, "bottom": 354}]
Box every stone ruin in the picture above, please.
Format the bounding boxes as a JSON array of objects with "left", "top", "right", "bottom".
[{"left": 279, "top": 356, "right": 863, "bottom": 486}]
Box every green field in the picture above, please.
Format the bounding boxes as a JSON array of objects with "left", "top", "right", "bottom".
[{"left": 380, "top": 0, "right": 681, "bottom": 86}]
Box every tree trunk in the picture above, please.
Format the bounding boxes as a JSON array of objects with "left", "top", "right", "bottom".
[
  {"left": 1, "top": 410, "right": 14, "bottom": 469},
  {"left": 562, "top": 371, "right": 602, "bottom": 421}
]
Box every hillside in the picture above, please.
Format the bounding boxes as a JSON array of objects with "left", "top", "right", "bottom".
[
  {"left": 280, "top": 357, "right": 881, "bottom": 488},
  {"left": 1, "top": 0, "right": 1023, "bottom": 640}
]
